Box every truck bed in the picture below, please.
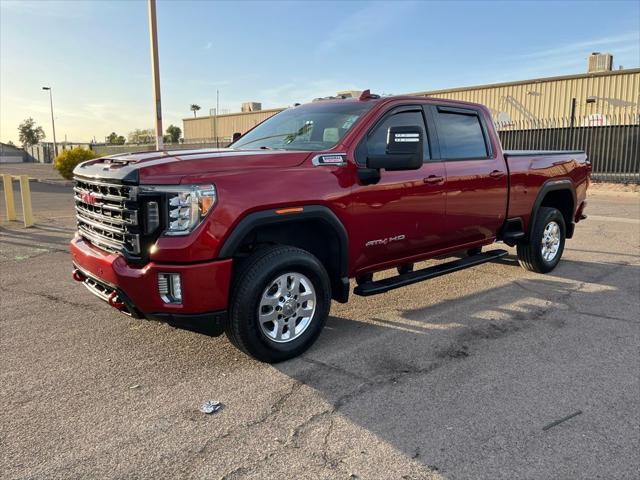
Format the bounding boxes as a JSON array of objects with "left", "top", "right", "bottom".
[{"left": 503, "top": 150, "right": 590, "bottom": 233}]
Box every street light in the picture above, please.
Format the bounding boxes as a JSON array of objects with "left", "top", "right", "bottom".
[{"left": 42, "top": 86, "right": 58, "bottom": 158}]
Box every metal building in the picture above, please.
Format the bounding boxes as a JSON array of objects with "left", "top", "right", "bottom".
[
  {"left": 411, "top": 67, "right": 639, "bottom": 127},
  {"left": 182, "top": 59, "right": 639, "bottom": 143}
]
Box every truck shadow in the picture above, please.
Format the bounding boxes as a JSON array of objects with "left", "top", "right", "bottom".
[{"left": 271, "top": 255, "right": 638, "bottom": 476}]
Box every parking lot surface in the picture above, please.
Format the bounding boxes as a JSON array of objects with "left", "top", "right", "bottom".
[{"left": 1, "top": 182, "right": 638, "bottom": 479}]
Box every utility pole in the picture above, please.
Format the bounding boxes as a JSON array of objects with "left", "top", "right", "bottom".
[
  {"left": 42, "top": 86, "right": 58, "bottom": 157},
  {"left": 148, "top": 0, "right": 163, "bottom": 150}
]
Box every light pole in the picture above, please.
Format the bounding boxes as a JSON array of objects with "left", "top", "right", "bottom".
[
  {"left": 147, "top": 0, "right": 163, "bottom": 150},
  {"left": 42, "top": 86, "right": 58, "bottom": 157}
]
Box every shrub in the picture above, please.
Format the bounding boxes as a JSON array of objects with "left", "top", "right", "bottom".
[{"left": 53, "top": 147, "right": 98, "bottom": 180}]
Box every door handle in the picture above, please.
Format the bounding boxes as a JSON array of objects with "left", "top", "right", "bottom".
[
  {"left": 489, "top": 170, "right": 505, "bottom": 179},
  {"left": 424, "top": 175, "right": 444, "bottom": 185}
]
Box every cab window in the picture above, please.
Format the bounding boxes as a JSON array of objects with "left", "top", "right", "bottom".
[
  {"left": 362, "top": 110, "right": 430, "bottom": 165},
  {"left": 435, "top": 108, "right": 489, "bottom": 159}
]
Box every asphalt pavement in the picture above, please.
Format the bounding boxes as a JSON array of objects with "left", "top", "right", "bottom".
[{"left": 1, "top": 182, "right": 638, "bottom": 479}]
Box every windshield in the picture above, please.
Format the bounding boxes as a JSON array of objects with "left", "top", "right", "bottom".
[{"left": 233, "top": 101, "right": 374, "bottom": 151}]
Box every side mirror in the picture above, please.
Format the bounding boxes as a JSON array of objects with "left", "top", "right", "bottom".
[
  {"left": 232, "top": 132, "right": 242, "bottom": 142},
  {"left": 367, "top": 126, "right": 423, "bottom": 171}
]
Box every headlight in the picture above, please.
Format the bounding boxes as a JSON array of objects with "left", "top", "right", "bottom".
[{"left": 140, "top": 184, "right": 217, "bottom": 236}]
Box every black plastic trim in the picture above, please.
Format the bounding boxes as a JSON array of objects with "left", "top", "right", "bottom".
[
  {"left": 528, "top": 179, "right": 577, "bottom": 240},
  {"left": 354, "top": 249, "right": 508, "bottom": 296},
  {"left": 74, "top": 160, "right": 140, "bottom": 184},
  {"left": 146, "top": 311, "right": 227, "bottom": 336},
  {"left": 218, "top": 205, "right": 349, "bottom": 279}
]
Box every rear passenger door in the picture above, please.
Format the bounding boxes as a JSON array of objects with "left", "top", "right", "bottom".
[{"left": 430, "top": 105, "right": 508, "bottom": 246}]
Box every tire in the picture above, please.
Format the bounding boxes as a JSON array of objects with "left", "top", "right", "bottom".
[
  {"left": 226, "top": 245, "right": 331, "bottom": 363},
  {"left": 517, "top": 207, "right": 566, "bottom": 273}
]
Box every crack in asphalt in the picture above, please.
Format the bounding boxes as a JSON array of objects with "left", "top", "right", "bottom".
[
  {"left": 213, "top": 258, "right": 638, "bottom": 478},
  {"left": 0, "top": 286, "right": 93, "bottom": 310}
]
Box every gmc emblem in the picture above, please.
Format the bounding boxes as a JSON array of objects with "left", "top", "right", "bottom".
[{"left": 81, "top": 192, "right": 98, "bottom": 205}]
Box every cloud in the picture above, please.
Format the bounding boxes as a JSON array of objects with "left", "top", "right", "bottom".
[
  {"left": 317, "top": 1, "right": 418, "bottom": 55},
  {"left": 515, "top": 32, "right": 639, "bottom": 60}
]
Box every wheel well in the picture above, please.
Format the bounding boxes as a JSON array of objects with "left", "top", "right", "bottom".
[
  {"left": 230, "top": 219, "right": 347, "bottom": 302},
  {"left": 539, "top": 189, "right": 574, "bottom": 229}
]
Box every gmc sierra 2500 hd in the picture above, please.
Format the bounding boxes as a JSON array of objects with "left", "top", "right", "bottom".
[{"left": 70, "top": 90, "right": 590, "bottom": 362}]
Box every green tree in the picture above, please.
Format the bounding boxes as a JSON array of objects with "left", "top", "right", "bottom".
[
  {"left": 53, "top": 147, "right": 98, "bottom": 180},
  {"left": 107, "top": 132, "right": 126, "bottom": 145},
  {"left": 18, "top": 118, "right": 45, "bottom": 148},
  {"left": 190, "top": 104, "right": 201, "bottom": 118},
  {"left": 127, "top": 128, "right": 154, "bottom": 144},
  {"left": 166, "top": 124, "right": 181, "bottom": 143}
]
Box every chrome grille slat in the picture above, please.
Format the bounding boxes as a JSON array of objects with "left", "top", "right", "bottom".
[
  {"left": 74, "top": 177, "right": 141, "bottom": 255},
  {"left": 77, "top": 225, "right": 126, "bottom": 252},
  {"left": 73, "top": 186, "right": 129, "bottom": 203},
  {"left": 76, "top": 215, "right": 126, "bottom": 235},
  {"left": 75, "top": 204, "right": 134, "bottom": 226}
]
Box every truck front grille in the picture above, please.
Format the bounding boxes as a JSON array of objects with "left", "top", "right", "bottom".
[{"left": 74, "top": 178, "right": 141, "bottom": 255}]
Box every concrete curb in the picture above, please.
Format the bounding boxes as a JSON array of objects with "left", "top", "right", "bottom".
[{"left": 35, "top": 178, "right": 73, "bottom": 187}]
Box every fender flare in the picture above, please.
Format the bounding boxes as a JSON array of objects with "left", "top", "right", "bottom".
[
  {"left": 218, "top": 205, "right": 349, "bottom": 280},
  {"left": 528, "top": 179, "right": 577, "bottom": 240}
]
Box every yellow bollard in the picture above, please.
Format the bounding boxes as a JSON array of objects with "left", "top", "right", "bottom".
[
  {"left": 18, "top": 175, "right": 34, "bottom": 227},
  {"left": 2, "top": 174, "right": 16, "bottom": 221}
]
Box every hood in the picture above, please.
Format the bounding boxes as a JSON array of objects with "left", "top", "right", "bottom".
[{"left": 73, "top": 148, "right": 312, "bottom": 184}]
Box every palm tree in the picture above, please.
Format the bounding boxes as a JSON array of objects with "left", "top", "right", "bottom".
[{"left": 190, "top": 104, "right": 201, "bottom": 118}]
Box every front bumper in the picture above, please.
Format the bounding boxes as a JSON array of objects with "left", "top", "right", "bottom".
[{"left": 70, "top": 235, "right": 232, "bottom": 322}]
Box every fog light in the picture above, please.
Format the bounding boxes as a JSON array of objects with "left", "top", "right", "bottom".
[{"left": 158, "top": 273, "right": 182, "bottom": 304}]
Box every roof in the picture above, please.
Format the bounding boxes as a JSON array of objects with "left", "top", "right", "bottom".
[{"left": 408, "top": 67, "right": 640, "bottom": 97}]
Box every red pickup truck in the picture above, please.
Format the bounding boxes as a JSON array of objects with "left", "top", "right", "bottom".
[{"left": 70, "top": 91, "right": 590, "bottom": 362}]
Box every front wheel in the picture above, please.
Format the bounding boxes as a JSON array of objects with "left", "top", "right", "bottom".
[
  {"left": 226, "top": 246, "right": 331, "bottom": 363},
  {"left": 517, "top": 207, "right": 566, "bottom": 273}
]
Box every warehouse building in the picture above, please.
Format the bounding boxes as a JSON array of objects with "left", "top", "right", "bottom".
[{"left": 183, "top": 53, "right": 639, "bottom": 144}]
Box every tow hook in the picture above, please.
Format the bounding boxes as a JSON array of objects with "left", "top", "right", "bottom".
[
  {"left": 108, "top": 291, "right": 126, "bottom": 310},
  {"left": 72, "top": 269, "right": 86, "bottom": 282}
]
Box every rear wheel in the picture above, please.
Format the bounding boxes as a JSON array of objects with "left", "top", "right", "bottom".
[
  {"left": 226, "top": 246, "right": 331, "bottom": 363},
  {"left": 517, "top": 207, "right": 566, "bottom": 273}
]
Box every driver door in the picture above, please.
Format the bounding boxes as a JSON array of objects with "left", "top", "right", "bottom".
[{"left": 349, "top": 105, "right": 447, "bottom": 273}]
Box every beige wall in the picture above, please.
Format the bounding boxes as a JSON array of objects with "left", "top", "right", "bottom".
[
  {"left": 183, "top": 69, "right": 640, "bottom": 141},
  {"left": 412, "top": 69, "right": 640, "bottom": 125},
  {"left": 183, "top": 108, "right": 283, "bottom": 143}
]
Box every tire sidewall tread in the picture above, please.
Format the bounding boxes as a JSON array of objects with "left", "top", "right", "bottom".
[
  {"left": 226, "top": 245, "right": 331, "bottom": 363},
  {"left": 517, "top": 207, "right": 566, "bottom": 273}
]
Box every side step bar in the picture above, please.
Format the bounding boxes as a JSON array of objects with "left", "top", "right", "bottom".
[{"left": 353, "top": 249, "right": 509, "bottom": 297}]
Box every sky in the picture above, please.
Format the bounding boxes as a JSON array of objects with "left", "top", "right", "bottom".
[{"left": 1, "top": 0, "right": 639, "bottom": 144}]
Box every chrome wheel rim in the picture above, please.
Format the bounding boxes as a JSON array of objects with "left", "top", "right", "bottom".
[
  {"left": 541, "top": 221, "right": 561, "bottom": 262},
  {"left": 258, "top": 272, "right": 316, "bottom": 343}
]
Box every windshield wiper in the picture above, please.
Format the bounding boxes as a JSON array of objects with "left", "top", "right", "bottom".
[{"left": 235, "top": 133, "right": 291, "bottom": 148}]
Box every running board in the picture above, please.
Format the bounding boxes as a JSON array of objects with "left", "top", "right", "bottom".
[{"left": 353, "top": 249, "right": 509, "bottom": 297}]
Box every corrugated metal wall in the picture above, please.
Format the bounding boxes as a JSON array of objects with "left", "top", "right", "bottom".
[
  {"left": 183, "top": 108, "right": 284, "bottom": 143},
  {"left": 413, "top": 69, "right": 640, "bottom": 124},
  {"left": 182, "top": 69, "right": 640, "bottom": 142}
]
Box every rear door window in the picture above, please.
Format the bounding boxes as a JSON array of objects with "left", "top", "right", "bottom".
[{"left": 435, "top": 108, "right": 489, "bottom": 159}]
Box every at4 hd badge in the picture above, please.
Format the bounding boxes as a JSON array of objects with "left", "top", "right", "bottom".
[{"left": 312, "top": 153, "right": 347, "bottom": 167}]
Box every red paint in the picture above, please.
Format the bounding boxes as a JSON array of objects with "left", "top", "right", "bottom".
[
  {"left": 70, "top": 96, "right": 590, "bottom": 317},
  {"left": 70, "top": 235, "right": 232, "bottom": 314}
]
